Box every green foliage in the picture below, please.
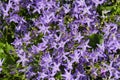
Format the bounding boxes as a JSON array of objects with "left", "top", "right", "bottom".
[
  {"left": 88, "top": 34, "right": 103, "bottom": 49},
  {"left": 56, "top": 0, "right": 74, "bottom": 6},
  {"left": 97, "top": 0, "right": 120, "bottom": 25},
  {"left": 0, "top": 42, "right": 26, "bottom": 80},
  {"left": 32, "top": 33, "right": 44, "bottom": 45},
  {"left": 54, "top": 72, "right": 62, "bottom": 80},
  {"left": 18, "top": 7, "right": 40, "bottom": 21},
  {"left": 64, "top": 14, "right": 74, "bottom": 25},
  {"left": 1, "top": 0, "right": 8, "bottom": 3}
]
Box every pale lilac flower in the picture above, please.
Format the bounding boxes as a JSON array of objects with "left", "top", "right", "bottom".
[
  {"left": 37, "top": 42, "right": 47, "bottom": 51},
  {"left": 66, "top": 59, "right": 74, "bottom": 70},
  {"left": 40, "top": 12, "right": 55, "bottom": 24},
  {"left": 33, "top": 0, "right": 46, "bottom": 14},
  {"left": 49, "top": 78, "right": 55, "bottom": 80},
  {"left": 92, "top": 68, "right": 98, "bottom": 77},
  {"left": 9, "top": 14, "right": 20, "bottom": 23},
  {"left": 70, "top": 50, "right": 81, "bottom": 63},
  {"left": 54, "top": 32, "right": 62, "bottom": 42},
  {"left": 17, "top": 53, "right": 29, "bottom": 67},
  {"left": 40, "top": 53, "right": 52, "bottom": 67},
  {"left": 75, "top": 0, "right": 86, "bottom": 7},
  {"left": 73, "top": 4, "right": 79, "bottom": 13},
  {"left": 16, "top": 49, "right": 24, "bottom": 55},
  {"left": 103, "top": 23, "right": 118, "bottom": 39},
  {"left": 80, "top": 5, "right": 92, "bottom": 15},
  {"left": 0, "top": 59, "right": 4, "bottom": 66},
  {"left": 92, "top": 0, "right": 105, "bottom": 7},
  {"left": 73, "top": 32, "right": 83, "bottom": 43},
  {"left": 46, "top": 0, "right": 56, "bottom": 9},
  {"left": 1, "top": 2, "right": 12, "bottom": 18},
  {"left": 31, "top": 45, "right": 40, "bottom": 54},
  {"left": 38, "top": 25, "right": 50, "bottom": 35},
  {"left": 10, "top": 0, "right": 21, "bottom": 4},
  {"left": 52, "top": 42, "right": 58, "bottom": 49},
  {"left": 81, "top": 17, "right": 94, "bottom": 27},
  {"left": 107, "top": 34, "right": 120, "bottom": 53},
  {"left": 52, "top": 62, "right": 60, "bottom": 73},
  {"left": 78, "top": 40, "right": 91, "bottom": 52},
  {"left": 58, "top": 39, "right": 69, "bottom": 48},
  {"left": 97, "top": 43, "right": 105, "bottom": 52},
  {"left": 90, "top": 50, "right": 104, "bottom": 62},
  {"left": 75, "top": 71, "right": 85, "bottom": 80},
  {"left": 102, "top": 61, "right": 120, "bottom": 79},
  {"left": 37, "top": 72, "right": 48, "bottom": 80},
  {"left": 23, "top": 32, "right": 31, "bottom": 42},
  {"left": 63, "top": 4, "right": 70, "bottom": 14},
  {"left": 12, "top": 38, "right": 22, "bottom": 48},
  {"left": 62, "top": 69, "right": 73, "bottom": 80},
  {"left": 62, "top": 52, "right": 70, "bottom": 61}
]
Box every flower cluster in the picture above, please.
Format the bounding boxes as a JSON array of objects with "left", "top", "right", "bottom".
[{"left": 0, "top": 0, "right": 120, "bottom": 80}]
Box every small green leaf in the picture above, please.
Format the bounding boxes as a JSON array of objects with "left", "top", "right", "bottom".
[
  {"left": 54, "top": 72, "right": 62, "bottom": 80},
  {"left": 88, "top": 34, "right": 103, "bottom": 49},
  {"left": 0, "top": 42, "right": 5, "bottom": 48},
  {"left": 0, "top": 48, "right": 4, "bottom": 53},
  {"left": 5, "top": 43, "right": 14, "bottom": 53}
]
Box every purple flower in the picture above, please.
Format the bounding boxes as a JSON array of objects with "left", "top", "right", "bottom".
[
  {"left": 58, "top": 39, "right": 69, "bottom": 48},
  {"left": 12, "top": 38, "right": 22, "bottom": 48},
  {"left": 37, "top": 72, "right": 48, "bottom": 80},
  {"left": 40, "top": 12, "right": 55, "bottom": 24},
  {"left": 81, "top": 17, "right": 94, "bottom": 27},
  {"left": 40, "top": 53, "right": 52, "bottom": 67},
  {"left": 31, "top": 45, "right": 39, "bottom": 54},
  {"left": 9, "top": 14, "right": 20, "bottom": 23},
  {"left": 92, "top": 0, "right": 105, "bottom": 7},
  {"left": 75, "top": 0, "right": 86, "bottom": 7},
  {"left": 54, "top": 32, "right": 62, "bottom": 42},
  {"left": 62, "top": 52, "right": 70, "bottom": 61},
  {"left": 1, "top": 2, "right": 12, "bottom": 18},
  {"left": 38, "top": 25, "right": 50, "bottom": 35},
  {"left": 62, "top": 69, "right": 73, "bottom": 80},
  {"left": 10, "top": 0, "right": 21, "bottom": 4},
  {"left": 52, "top": 42, "right": 58, "bottom": 49},
  {"left": 0, "top": 59, "right": 4, "bottom": 72},
  {"left": 97, "top": 43, "right": 105, "bottom": 52},
  {"left": 103, "top": 23, "right": 117, "bottom": 36},
  {"left": 23, "top": 32, "right": 31, "bottom": 42},
  {"left": 51, "top": 62, "right": 61, "bottom": 75},
  {"left": 70, "top": 50, "right": 81, "bottom": 63},
  {"left": 80, "top": 5, "right": 92, "bottom": 15},
  {"left": 102, "top": 60, "right": 120, "bottom": 79},
  {"left": 75, "top": 71, "right": 85, "bottom": 80},
  {"left": 16, "top": 49, "right": 24, "bottom": 54},
  {"left": 78, "top": 40, "right": 91, "bottom": 52},
  {"left": 33, "top": 1, "right": 45, "bottom": 14},
  {"left": 17, "top": 52, "right": 29, "bottom": 67},
  {"left": 89, "top": 50, "right": 104, "bottom": 62},
  {"left": 73, "top": 32, "right": 83, "bottom": 43},
  {"left": 63, "top": 4, "right": 70, "bottom": 14},
  {"left": 66, "top": 59, "right": 74, "bottom": 70},
  {"left": 37, "top": 42, "right": 47, "bottom": 51},
  {"left": 107, "top": 34, "right": 120, "bottom": 53}
]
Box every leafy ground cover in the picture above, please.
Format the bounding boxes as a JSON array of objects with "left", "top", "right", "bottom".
[{"left": 0, "top": 0, "right": 120, "bottom": 80}]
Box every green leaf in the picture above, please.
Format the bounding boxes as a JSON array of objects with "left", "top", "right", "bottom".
[
  {"left": 5, "top": 43, "right": 14, "bottom": 53},
  {"left": 54, "top": 72, "right": 62, "bottom": 80},
  {"left": 88, "top": 34, "right": 103, "bottom": 49},
  {"left": 0, "top": 49, "right": 5, "bottom": 59},
  {"left": 0, "top": 48, "right": 4, "bottom": 53},
  {"left": 0, "top": 42, "right": 5, "bottom": 48}
]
